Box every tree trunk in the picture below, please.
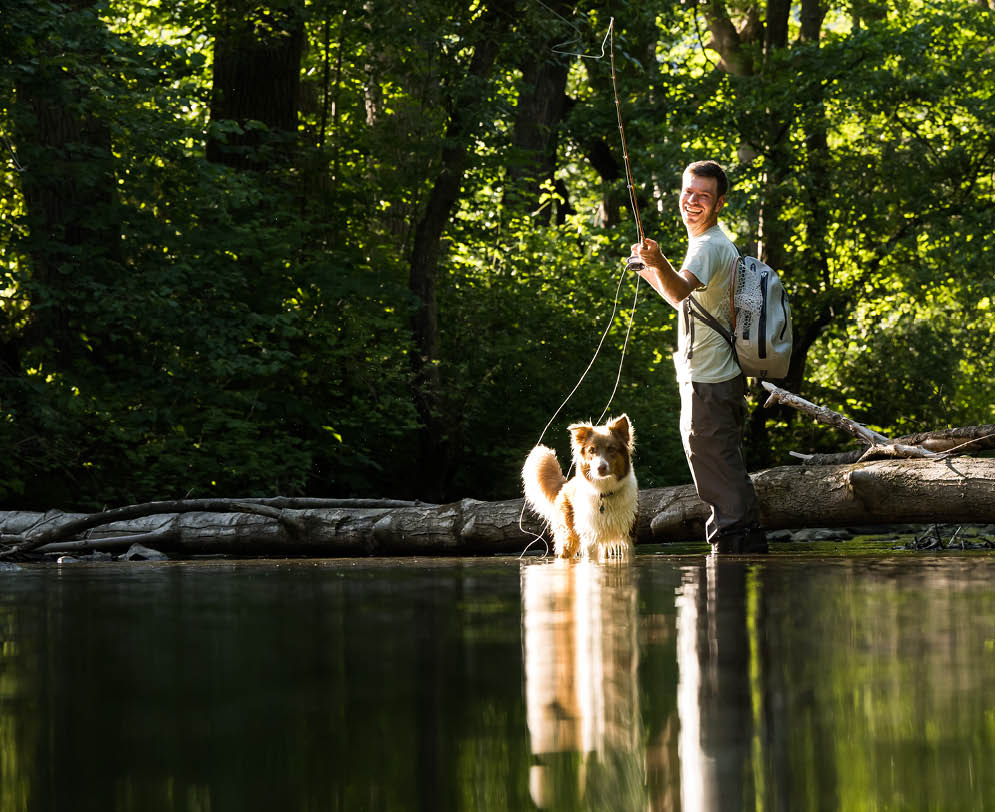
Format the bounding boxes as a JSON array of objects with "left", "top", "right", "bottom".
[
  {"left": 704, "top": 0, "right": 832, "bottom": 468},
  {"left": 3, "top": 458, "right": 993, "bottom": 558},
  {"left": 407, "top": 1, "right": 516, "bottom": 502},
  {"left": 506, "top": 6, "right": 571, "bottom": 219},
  {"left": 10, "top": 0, "right": 121, "bottom": 368},
  {"left": 206, "top": 0, "right": 306, "bottom": 169},
  {"left": 700, "top": 0, "right": 754, "bottom": 77}
]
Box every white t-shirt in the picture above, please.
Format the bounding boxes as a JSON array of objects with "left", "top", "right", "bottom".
[{"left": 673, "top": 225, "right": 741, "bottom": 383}]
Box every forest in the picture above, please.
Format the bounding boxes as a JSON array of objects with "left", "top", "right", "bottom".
[{"left": 1, "top": 0, "right": 993, "bottom": 513}]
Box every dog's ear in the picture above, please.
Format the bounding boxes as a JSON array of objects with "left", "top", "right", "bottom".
[
  {"left": 608, "top": 414, "right": 634, "bottom": 451},
  {"left": 568, "top": 422, "right": 594, "bottom": 452}
]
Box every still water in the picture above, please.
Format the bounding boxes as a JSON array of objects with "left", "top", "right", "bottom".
[{"left": 1, "top": 548, "right": 994, "bottom": 811}]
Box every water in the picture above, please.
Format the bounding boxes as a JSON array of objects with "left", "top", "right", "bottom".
[{"left": 1, "top": 548, "right": 994, "bottom": 811}]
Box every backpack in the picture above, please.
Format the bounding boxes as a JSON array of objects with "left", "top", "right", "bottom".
[{"left": 685, "top": 250, "right": 793, "bottom": 380}]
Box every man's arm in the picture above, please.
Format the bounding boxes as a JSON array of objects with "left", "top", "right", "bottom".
[{"left": 631, "top": 238, "right": 701, "bottom": 308}]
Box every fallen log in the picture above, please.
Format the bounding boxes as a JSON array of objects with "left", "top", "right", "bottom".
[
  {"left": 1, "top": 458, "right": 993, "bottom": 557},
  {"left": 0, "top": 497, "right": 425, "bottom": 558},
  {"left": 753, "top": 457, "right": 995, "bottom": 533},
  {"left": 639, "top": 458, "right": 995, "bottom": 539},
  {"left": 0, "top": 498, "right": 536, "bottom": 558}
]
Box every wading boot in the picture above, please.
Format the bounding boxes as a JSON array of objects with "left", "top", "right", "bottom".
[{"left": 712, "top": 526, "right": 769, "bottom": 555}]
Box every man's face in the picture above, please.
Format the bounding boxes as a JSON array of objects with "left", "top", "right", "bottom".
[{"left": 679, "top": 172, "right": 724, "bottom": 237}]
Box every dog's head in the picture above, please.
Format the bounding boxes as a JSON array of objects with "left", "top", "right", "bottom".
[{"left": 568, "top": 414, "right": 634, "bottom": 483}]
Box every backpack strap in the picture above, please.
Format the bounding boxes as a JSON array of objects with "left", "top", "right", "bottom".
[
  {"left": 730, "top": 246, "right": 743, "bottom": 333},
  {"left": 682, "top": 246, "right": 743, "bottom": 368},
  {"left": 684, "top": 295, "right": 741, "bottom": 370},
  {"left": 682, "top": 296, "right": 694, "bottom": 360}
]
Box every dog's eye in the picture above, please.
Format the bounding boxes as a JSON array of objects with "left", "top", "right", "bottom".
[{"left": 586, "top": 446, "right": 596, "bottom": 455}]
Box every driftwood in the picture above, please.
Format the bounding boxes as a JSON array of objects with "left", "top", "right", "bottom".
[
  {"left": 790, "top": 426, "right": 995, "bottom": 466},
  {"left": 0, "top": 497, "right": 422, "bottom": 558},
  {"left": 2, "top": 458, "right": 994, "bottom": 558},
  {"left": 0, "top": 497, "right": 533, "bottom": 559},
  {"left": 762, "top": 382, "right": 995, "bottom": 463},
  {"left": 762, "top": 382, "right": 893, "bottom": 448}
]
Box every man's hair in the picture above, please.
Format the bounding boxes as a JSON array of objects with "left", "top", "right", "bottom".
[{"left": 685, "top": 160, "right": 729, "bottom": 198}]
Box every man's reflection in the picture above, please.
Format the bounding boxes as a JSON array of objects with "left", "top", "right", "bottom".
[
  {"left": 522, "top": 559, "right": 646, "bottom": 809},
  {"left": 677, "top": 555, "right": 762, "bottom": 812}
]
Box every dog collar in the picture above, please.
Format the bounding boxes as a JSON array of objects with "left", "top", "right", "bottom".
[{"left": 599, "top": 490, "right": 615, "bottom": 513}]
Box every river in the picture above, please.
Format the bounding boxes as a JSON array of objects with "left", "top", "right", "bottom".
[{"left": 1, "top": 546, "right": 993, "bottom": 810}]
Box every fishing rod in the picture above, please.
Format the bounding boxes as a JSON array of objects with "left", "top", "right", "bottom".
[
  {"left": 608, "top": 20, "right": 644, "bottom": 244},
  {"left": 606, "top": 18, "right": 647, "bottom": 273},
  {"left": 550, "top": 12, "right": 644, "bottom": 253}
]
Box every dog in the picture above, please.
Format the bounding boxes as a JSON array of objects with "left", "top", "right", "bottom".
[{"left": 522, "top": 414, "right": 638, "bottom": 561}]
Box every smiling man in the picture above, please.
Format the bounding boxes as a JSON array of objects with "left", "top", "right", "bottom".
[{"left": 630, "top": 160, "right": 767, "bottom": 554}]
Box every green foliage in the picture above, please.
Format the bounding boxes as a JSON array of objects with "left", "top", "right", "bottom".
[
  {"left": 442, "top": 203, "right": 686, "bottom": 495},
  {"left": 1, "top": 0, "right": 994, "bottom": 508},
  {"left": 1, "top": 0, "right": 418, "bottom": 508}
]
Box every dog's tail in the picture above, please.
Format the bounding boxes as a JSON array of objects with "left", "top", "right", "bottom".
[{"left": 522, "top": 445, "right": 566, "bottom": 523}]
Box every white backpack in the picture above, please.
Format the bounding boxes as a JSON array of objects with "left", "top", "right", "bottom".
[{"left": 686, "top": 251, "right": 793, "bottom": 380}]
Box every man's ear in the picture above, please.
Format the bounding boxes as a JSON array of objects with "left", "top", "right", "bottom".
[{"left": 715, "top": 194, "right": 725, "bottom": 214}]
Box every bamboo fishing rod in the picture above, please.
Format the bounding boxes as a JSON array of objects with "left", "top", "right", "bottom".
[{"left": 607, "top": 18, "right": 647, "bottom": 271}]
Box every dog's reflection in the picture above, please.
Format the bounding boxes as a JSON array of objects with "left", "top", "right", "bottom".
[{"left": 522, "top": 559, "right": 645, "bottom": 809}]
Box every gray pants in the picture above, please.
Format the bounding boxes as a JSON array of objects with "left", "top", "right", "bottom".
[{"left": 679, "top": 375, "right": 760, "bottom": 543}]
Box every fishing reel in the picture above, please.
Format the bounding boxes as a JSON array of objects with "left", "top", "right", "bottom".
[{"left": 625, "top": 253, "right": 645, "bottom": 273}]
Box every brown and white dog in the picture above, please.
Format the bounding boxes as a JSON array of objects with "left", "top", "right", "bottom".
[{"left": 522, "top": 414, "right": 638, "bottom": 561}]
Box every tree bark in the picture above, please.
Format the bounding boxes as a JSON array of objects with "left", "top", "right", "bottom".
[
  {"left": 10, "top": 0, "right": 121, "bottom": 367},
  {"left": 3, "top": 458, "right": 993, "bottom": 558},
  {"left": 700, "top": 0, "right": 754, "bottom": 77},
  {"left": 506, "top": 3, "right": 572, "bottom": 219},
  {"left": 408, "top": 1, "right": 516, "bottom": 502},
  {"left": 206, "top": 0, "right": 306, "bottom": 169}
]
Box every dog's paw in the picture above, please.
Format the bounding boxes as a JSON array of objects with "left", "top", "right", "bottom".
[
  {"left": 555, "top": 536, "right": 580, "bottom": 559},
  {"left": 595, "top": 539, "right": 633, "bottom": 562}
]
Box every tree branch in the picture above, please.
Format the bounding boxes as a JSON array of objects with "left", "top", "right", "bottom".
[{"left": 761, "top": 381, "right": 894, "bottom": 446}]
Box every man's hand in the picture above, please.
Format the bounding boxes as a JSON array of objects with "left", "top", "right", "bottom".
[
  {"left": 630, "top": 237, "right": 668, "bottom": 271},
  {"left": 627, "top": 236, "right": 700, "bottom": 307}
]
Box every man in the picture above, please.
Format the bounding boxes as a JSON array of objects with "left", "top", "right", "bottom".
[{"left": 630, "top": 160, "right": 767, "bottom": 554}]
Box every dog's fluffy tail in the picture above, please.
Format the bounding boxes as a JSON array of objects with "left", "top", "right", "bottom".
[{"left": 522, "top": 445, "right": 566, "bottom": 523}]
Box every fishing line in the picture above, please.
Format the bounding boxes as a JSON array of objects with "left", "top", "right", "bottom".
[
  {"left": 533, "top": 0, "right": 609, "bottom": 60},
  {"left": 517, "top": 267, "right": 636, "bottom": 559},
  {"left": 2, "top": 136, "right": 26, "bottom": 173},
  {"left": 608, "top": 19, "right": 645, "bottom": 247},
  {"left": 518, "top": 17, "right": 646, "bottom": 557}
]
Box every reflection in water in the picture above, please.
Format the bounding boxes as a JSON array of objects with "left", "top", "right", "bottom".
[
  {"left": 675, "top": 555, "right": 995, "bottom": 812},
  {"left": 2, "top": 554, "right": 995, "bottom": 810},
  {"left": 677, "top": 556, "right": 757, "bottom": 812},
  {"left": 762, "top": 558, "right": 995, "bottom": 810},
  {"left": 522, "top": 560, "right": 645, "bottom": 809},
  {"left": 523, "top": 554, "right": 995, "bottom": 811},
  {"left": 0, "top": 561, "right": 534, "bottom": 812}
]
